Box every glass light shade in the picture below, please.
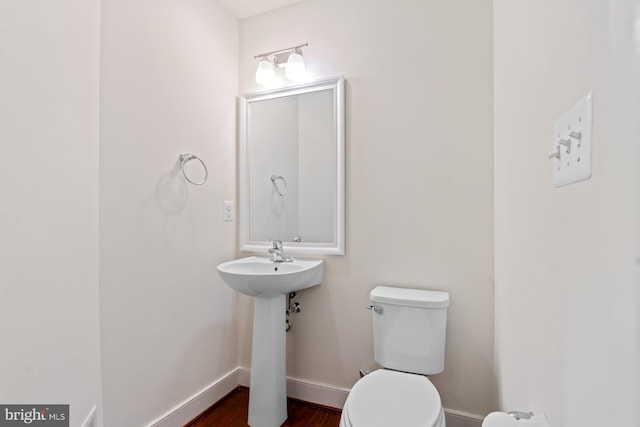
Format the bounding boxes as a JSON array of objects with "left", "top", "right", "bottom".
[
  {"left": 255, "top": 59, "right": 277, "bottom": 86},
  {"left": 284, "top": 52, "right": 306, "bottom": 81}
]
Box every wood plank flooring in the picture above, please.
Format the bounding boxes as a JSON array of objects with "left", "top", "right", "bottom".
[{"left": 187, "top": 387, "right": 342, "bottom": 427}]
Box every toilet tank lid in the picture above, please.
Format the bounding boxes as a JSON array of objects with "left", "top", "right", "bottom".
[{"left": 371, "top": 286, "right": 450, "bottom": 308}]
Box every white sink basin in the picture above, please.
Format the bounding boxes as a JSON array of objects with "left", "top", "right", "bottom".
[{"left": 217, "top": 256, "right": 324, "bottom": 298}]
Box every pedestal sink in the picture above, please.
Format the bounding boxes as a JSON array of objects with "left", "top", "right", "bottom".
[{"left": 217, "top": 256, "right": 324, "bottom": 427}]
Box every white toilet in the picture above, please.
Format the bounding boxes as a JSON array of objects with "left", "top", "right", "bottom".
[{"left": 340, "top": 286, "right": 450, "bottom": 427}]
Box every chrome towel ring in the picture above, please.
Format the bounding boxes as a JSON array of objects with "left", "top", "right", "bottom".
[
  {"left": 271, "top": 174, "right": 287, "bottom": 196},
  {"left": 179, "top": 153, "right": 208, "bottom": 186}
]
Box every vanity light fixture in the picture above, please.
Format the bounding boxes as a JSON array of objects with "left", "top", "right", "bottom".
[
  {"left": 254, "top": 43, "right": 308, "bottom": 86},
  {"left": 255, "top": 57, "right": 277, "bottom": 86},
  {"left": 284, "top": 49, "right": 306, "bottom": 81}
]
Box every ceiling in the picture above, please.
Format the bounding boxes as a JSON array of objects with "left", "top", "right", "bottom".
[{"left": 217, "top": 0, "right": 305, "bottom": 19}]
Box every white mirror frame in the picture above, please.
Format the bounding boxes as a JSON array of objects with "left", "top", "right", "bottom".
[{"left": 239, "top": 77, "right": 345, "bottom": 255}]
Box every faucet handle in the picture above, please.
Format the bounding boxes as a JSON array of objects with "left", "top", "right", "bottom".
[{"left": 271, "top": 240, "right": 283, "bottom": 249}]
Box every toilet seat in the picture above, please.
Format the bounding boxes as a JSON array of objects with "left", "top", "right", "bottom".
[{"left": 341, "top": 369, "right": 444, "bottom": 427}]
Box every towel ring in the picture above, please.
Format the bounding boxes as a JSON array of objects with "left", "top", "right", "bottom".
[
  {"left": 179, "top": 153, "right": 208, "bottom": 186},
  {"left": 271, "top": 175, "right": 287, "bottom": 196}
]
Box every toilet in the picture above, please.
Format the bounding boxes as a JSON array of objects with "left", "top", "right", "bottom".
[{"left": 340, "top": 286, "right": 450, "bottom": 427}]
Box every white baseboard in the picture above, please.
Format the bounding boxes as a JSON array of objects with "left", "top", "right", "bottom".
[
  {"left": 80, "top": 406, "right": 97, "bottom": 427},
  {"left": 237, "top": 367, "right": 349, "bottom": 409},
  {"left": 287, "top": 376, "right": 350, "bottom": 409},
  {"left": 445, "top": 408, "right": 484, "bottom": 427},
  {"left": 147, "top": 369, "right": 239, "bottom": 427},
  {"left": 238, "top": 366, "right": 250, "bottom": 387},
  {"left": 150, "top": 367, "right": 483, "bottom": 427}
]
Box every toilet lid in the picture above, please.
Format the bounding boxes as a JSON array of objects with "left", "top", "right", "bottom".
[{"left": 344, "top": 369, "right": 442, "bottom": 427}]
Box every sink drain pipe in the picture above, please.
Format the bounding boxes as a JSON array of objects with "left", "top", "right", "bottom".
[{"left": 286, "top": 292, "right": 301, "bottom": 332}]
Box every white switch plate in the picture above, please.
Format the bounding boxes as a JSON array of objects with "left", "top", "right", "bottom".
[
  {"left": 223, "top": 201, "right": 235, "bottom": 222},
  {"left": 552, "top": 92, "right": 593, "bottom": 188}
]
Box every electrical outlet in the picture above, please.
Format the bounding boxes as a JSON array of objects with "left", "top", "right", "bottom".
[
  {"left": 551, "top": 92, "right": 593, "bottom": 188},
  {"left": 223, "top": 201, "right": 235, "bottom": 222}
]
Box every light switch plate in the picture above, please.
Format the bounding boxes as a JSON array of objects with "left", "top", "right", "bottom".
[
  {"left": 223, "top": 201, "right": 235, "bottom": 222},
  {"left": 552, "top": 92, "right": 593, "bottom": 188}
]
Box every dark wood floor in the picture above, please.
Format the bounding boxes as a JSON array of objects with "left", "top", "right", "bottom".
[{"left": 187, "top": 387, "right": 342, "bottom": 427}]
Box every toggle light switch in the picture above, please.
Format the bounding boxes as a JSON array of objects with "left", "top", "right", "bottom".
[
  {"left": 550, "top": 92, "right": 593, "bottom": 188},
  {"left": 558, "top": 138, "right": 571, "bottom": 154},
  {"left": 223, "top": 201, "right": 235, "bottom": 222}
]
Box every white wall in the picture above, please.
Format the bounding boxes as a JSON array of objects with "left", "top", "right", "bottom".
[
  {"left": 99, "top": 1, "right": 239, "bottom": 425},
  {"left": 494, "top": 0, "right": 640, "bottom": 426},
  {"left": 0, "top": 0, "right": 103, "bottom": 425},
  {"left": 239, "top": 0, "right": 495, "bottom": 418}
]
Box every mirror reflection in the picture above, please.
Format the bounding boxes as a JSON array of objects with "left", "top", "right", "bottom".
[{"left": 239, "top": 77, "right": 345, "bottom": 255}]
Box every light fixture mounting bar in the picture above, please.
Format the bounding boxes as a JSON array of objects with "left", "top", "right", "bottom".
[{"left": 253, "top": 43, "right": 308, "bottom": 59}]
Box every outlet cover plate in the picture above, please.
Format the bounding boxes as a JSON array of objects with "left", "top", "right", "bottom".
[{"left": 552, "top": 92, "right": 593, "bottom": 188}]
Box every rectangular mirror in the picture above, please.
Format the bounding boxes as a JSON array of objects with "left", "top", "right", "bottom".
[{"left": 239, "top": 77, "right": 345, "bottom": 255}]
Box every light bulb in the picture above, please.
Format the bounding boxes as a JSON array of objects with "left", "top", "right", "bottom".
[
  {"left": 285, "top": 51, "right": 306, "bottom": 81},
  {"left": 255, "top": 59, "right": 277, "bottom": 86}
]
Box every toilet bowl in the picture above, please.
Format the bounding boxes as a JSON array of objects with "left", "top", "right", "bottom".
[
  {"left": 339, "top": 369, "right": 445, "bottom": 427},
  {"left": 339, "top": 286, "right": 450, "bottom": 427}
]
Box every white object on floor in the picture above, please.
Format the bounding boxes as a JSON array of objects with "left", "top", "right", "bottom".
[{"left": 482, "top": 412, "right": 549, "bottom": 427}]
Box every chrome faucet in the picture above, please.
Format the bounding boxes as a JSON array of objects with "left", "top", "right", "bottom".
[{"left": 268, "top": 240, "right": 293, "bottom": 263}]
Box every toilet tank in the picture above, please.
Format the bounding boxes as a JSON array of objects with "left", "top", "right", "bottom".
[{"left": 370, "top": 286, "right": 450, "bottom": 375}]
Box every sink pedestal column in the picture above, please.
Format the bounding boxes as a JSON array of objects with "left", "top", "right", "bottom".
[{"left": 249, "top": 294, "right": 287, "bottom": 427}]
